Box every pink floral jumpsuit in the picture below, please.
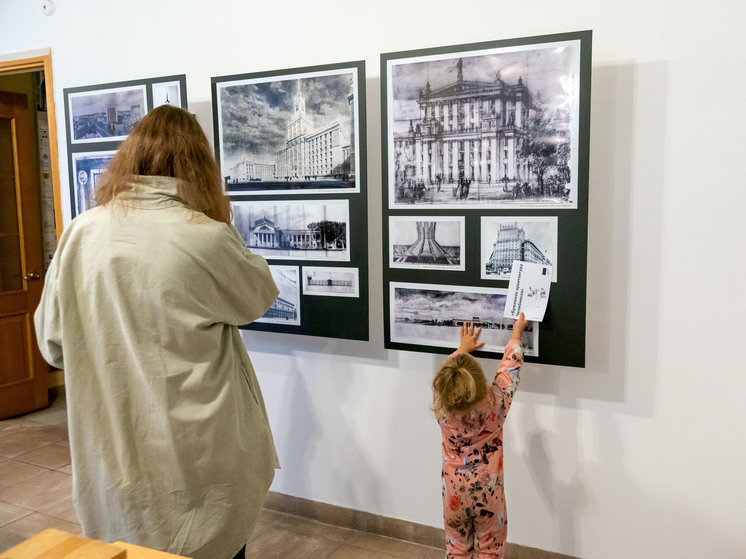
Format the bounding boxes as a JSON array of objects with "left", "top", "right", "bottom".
[{"left": 436, "top": 341, "right": 523, "bottom": 559}]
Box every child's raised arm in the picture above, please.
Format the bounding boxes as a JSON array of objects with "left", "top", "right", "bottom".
[
  {"left": 511, "top": 312, "right": 529, "bottom": 341},
  {"left": 493, "top": 312, "right": 528, "bottom": 411}
]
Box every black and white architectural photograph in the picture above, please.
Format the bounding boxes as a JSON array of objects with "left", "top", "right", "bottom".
[
  {"left": 389, "top": 215, "right": 464, "bottom": 270},
  {"left": 71, "top": 150, "right": 116, "bottom": 215},
  {"left": 232, "top": 200, "right": 350, "bottom": 261},
  {"left": 256, "top": 266, "right": 300, "bottom": 325},
  {"left": 302, "top": 266, "right": 359, "bottom": 298},
  {"left": 152, "top": 81, "right": 181, "bottom": 108},
  {"left": 382, "top": 32, "right": 590, "bottom": 365},
  {"left": 214, "top": 64, "right": 362, "bottom": 195},
  {"left": 68, "top": 85, "right": 147, "bottom": 143},
  {"left": 384, "top": 38, "right": 581, "bottom": 209},
  {"left": 390, "top": 282, "right": 538, "bottom": 356},
  {"left": 481, "top": 216, "right": 558, "bottom": 281}
]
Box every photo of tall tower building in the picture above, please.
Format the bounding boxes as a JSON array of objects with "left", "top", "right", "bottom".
[
  {"left": 215, "top": 68, "right": 360, "bottom": 194},
  {"left": 274, "top": 80, "right": 350, "bottom": 181}
]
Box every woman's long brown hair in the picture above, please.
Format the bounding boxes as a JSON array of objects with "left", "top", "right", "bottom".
[{"left": 95, "top": 104, "right": 231, "bottom": 224}]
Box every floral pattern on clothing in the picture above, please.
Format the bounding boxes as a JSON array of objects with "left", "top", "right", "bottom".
[{"left": 436, "top": 341, "right": 523, "bottom": 559}]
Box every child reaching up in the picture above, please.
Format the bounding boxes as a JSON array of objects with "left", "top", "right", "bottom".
[{"left": 432, "top": 313, "right": 529, "bottom": 559}]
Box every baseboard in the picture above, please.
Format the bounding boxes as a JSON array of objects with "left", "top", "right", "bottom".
[
  {"left": 262, "top": 491, "right": 579, "bottom": 558},
  {"left": 263, "top": 491, "right": 444, "bottom": 548},
  {"left": 47, "top": 383, "right": 66, "bottom": 404},
  {"left": 47, "top": 367, "right": 64, "bottom": 389}
]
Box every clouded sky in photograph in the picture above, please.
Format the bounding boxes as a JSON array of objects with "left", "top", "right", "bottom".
[{"left": 218, "top": 72, "right": 354, "bottom": 169}]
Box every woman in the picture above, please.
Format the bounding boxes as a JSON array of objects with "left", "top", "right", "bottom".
[{"left": 35, "top": 105, "right": 280, "bottom": 559}]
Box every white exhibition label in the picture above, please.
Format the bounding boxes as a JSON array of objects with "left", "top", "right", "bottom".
[{"left": 503, "top": 260, "right": 552, "bottom": 321}]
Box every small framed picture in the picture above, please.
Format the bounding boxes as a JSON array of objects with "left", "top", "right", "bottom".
[
  {"left": 256, "top": 265, "right": 301, "bottom": 326},
  {"left": 214, "top": 62, "right": 364, "bottom": 196},
  {"left": 151, "top": 80, "right": 182, "bottom": 108},
  {"left": 389, "top": 215, "right": 465, "bottom": 271},
  {"left": 302, "top": 266, "right": 359, "bottom": 298},
  {"left": 68, "top": 84, "right": 147, "bottom": 144},
  {"left": 481, "top": 216, "right": 558, "bottom": 281},
  {"left": 390, "top": 282, "right": 538, "bottom": 356},
  {"left": 232, "top": 200, "right": 350, "bottom": 262},
  {"left": 70, "top": 150, "right": 116, "bottom": 214}
]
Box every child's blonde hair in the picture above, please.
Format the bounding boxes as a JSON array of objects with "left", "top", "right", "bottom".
[{"left": 432, "top": 353, "right": 486, "bottom": 414}]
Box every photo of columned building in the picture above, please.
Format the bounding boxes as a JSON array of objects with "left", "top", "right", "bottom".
[
  {"left": 485, "top": 222, "right": 552, "bottom": 276},
  {"left": 227, "top": 159, "right": 275, "bottom": 183},
  {"left": 394, "top": 59, "right": 531, "bottom": 190},
  {"left": 247, "top": 216, "right": 347, "bottom": 252},
  {"left": 274, "top": 82, "right": 350, "bottom": 181},
  {"left": 249, "top": 216, "right": 318, "bottom": 250}
]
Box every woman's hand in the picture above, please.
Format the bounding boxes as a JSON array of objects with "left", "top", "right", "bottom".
[{"left": 455, "top": 321, "right": 485, "bottom": 354}]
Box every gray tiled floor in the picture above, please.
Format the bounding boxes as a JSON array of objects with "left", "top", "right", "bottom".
[{"left": 0, "top": 395, "right": 444, "bottom": 558}]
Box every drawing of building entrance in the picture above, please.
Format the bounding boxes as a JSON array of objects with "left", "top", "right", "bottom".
[{"left": 251, "top": 217, "right": 282, "bottom": 248}]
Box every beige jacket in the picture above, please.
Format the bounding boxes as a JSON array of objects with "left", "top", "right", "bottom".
[{"left": 35, "top": 176, "right": 280, "bottom": 559}]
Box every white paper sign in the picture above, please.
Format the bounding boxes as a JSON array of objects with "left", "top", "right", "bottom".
[{"left": 503, "top": 261, "right": 552, "bottom": 321}]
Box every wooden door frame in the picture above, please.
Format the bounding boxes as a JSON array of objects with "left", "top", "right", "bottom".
[{"left": 0, "top": 51, "right": 63, "bottom": 240}]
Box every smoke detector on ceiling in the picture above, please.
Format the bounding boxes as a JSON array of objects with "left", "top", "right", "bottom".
[{"left": 41, "top": 0, "right": 56, "bottom": 16}]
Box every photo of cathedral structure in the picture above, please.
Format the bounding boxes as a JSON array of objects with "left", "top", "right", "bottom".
[
  {"left": 388, "top": 41, "right": 579, "bottom": 207},
  {"left": 389, "top": 216, "right": 463, "bottom": 270}
]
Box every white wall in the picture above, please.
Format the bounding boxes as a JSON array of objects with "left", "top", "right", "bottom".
[{"left": 2, "top": 1, "right": 745, "bottom": 557}]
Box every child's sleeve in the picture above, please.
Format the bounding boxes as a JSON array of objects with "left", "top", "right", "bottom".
[{"left": 492, "top": 339, "right": 524, "bottom": 416}]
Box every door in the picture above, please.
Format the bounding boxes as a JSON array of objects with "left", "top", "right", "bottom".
[{"left": 0, "top": 90, "right": 49, "bottom": 419}]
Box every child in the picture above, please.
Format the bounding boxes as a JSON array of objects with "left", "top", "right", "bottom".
[{"left": 432, "top": 313, "right": 528, "bottom": 558}]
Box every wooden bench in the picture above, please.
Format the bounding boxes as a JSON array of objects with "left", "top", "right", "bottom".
[{"left": 0, "top": 529, "right": 190, "bottom": 558}]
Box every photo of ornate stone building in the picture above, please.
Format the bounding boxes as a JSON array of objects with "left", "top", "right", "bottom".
[
  {"left": 394, "top": 60, "right": 531, "bottom": 189},
  {"left": 387, "top": 42, "right": 580, "bottom": 207}
]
